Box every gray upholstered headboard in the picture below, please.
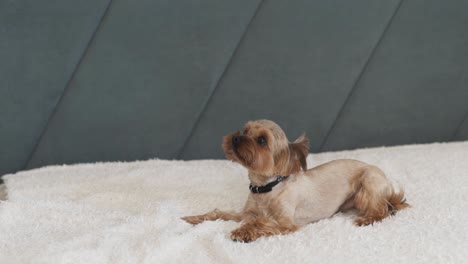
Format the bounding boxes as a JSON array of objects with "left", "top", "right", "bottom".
[{"left": 1, "top": 0, "right": 468, "bottom": 177}]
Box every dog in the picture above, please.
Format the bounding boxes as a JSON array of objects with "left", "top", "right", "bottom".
[{"left": 181, "top": 120, "right": 409, "bottom": 242}]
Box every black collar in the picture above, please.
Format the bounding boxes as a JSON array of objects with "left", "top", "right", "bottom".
[{"left": 249, "top": 176, "right": 289, "bottom": 194}]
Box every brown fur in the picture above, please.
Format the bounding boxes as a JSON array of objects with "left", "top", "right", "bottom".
[
  {"left": 349, "top": 167, "right": 409, "bottom": 226},
  {"left": 183, "top": 120, "right": 409, "bottom": 242}
]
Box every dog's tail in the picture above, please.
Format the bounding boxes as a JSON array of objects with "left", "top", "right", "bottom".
[{"left": 387, "top": 188, "right": 409, "bottom": 213}]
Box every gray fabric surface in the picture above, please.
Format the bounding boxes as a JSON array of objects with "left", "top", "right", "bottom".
[
  {"left": 454, "top": 114, "right": 468, "bottom": 141},
  {"left": 179, "top": 0, "right": 401, "bottom": 159},
  {"left": 321, "top": 0, "right": 468, "bottom": 151},
  {"left": 0, "top": 0, "right": 110, "bottom": 175},
  {"left": 1, "top": 0, "right": 468, "bottom": 176},
  {"left": 26, "top": 0, "right": 261, "bottom": 169}
]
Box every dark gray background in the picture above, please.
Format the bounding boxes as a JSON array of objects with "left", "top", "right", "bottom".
[{"left": 1, "top": 0, "right": 468, "bottom": 177}]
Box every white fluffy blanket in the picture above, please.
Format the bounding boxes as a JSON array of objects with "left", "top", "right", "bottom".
[{"left": 1, "top": 142, "right": 468, "bottom": 264}]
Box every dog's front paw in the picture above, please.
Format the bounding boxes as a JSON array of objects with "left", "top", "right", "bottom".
[
  {"left": 230, "top": 227, "right": 259, "bottom": 243},
  {"left": 181, "top": 215, "right": 205, "bottom": 225}
]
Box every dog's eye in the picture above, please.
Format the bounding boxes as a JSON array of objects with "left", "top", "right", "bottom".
[{"left": 257, "top": 136, "right": 267, "bottom": 146}]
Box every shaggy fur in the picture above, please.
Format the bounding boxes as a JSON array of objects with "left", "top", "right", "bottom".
[
  {"left": 182, "top": 120, "right": 408, "bottom": 242},
  {"left": 4, "top": 141, "right": 468, "bottom": 262}
]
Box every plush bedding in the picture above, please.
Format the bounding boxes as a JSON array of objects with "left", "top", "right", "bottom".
[{"left": 1, "top": 141, "right": 467, "bottom": 263}]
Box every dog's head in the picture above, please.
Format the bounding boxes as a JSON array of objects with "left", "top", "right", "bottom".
[{"left": 223, "top": 120, "right": 309, "bottom": 176}]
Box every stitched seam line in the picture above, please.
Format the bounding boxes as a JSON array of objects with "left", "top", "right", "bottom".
[
  {"left": 24, "top": 0, "right": 114, "bottom": 169},
  {"left": 317, "top": 0, "right": 405, "bottom": 152},
  {"left": 451, "top": 108, "right": 468, "bottom": 140},
  {"left": 175, "top": 0, "right": 265, "bottom": 159}
]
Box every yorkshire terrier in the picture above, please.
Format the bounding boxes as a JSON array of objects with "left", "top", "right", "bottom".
[{"left": 182, "top": 120, "right": 408, "bottom": 242}]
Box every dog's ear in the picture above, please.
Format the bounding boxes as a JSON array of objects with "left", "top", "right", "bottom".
[{"left": 288, "top": 133, "right": 309, "bottom": 171}]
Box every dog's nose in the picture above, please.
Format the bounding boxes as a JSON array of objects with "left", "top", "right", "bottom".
[{"left": 232, "top": 136, "right": 241, "bottom": 146}]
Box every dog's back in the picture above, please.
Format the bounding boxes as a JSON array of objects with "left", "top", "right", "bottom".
[{"left": 291, "top": 159, "right": 408, "bottom": 225}]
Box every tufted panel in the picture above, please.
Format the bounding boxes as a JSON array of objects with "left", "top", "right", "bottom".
[
  {"left": 1, "top": 0, "right": 468, "bottom": 176},
  {"left": 0, "top": 0, "right": 111, "bottom": 176}
]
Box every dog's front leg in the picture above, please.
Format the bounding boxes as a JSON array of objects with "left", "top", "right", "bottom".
[
  {"left": 230, "top": 216, "right": 298, "bottom": 242},
  {"left": 181, "top": 209, "right": 243, "bottom": 225}
]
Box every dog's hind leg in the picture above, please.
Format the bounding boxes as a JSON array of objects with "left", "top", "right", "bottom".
[{"left": 353, "top": 166, "right": 409, "bottom": 226}]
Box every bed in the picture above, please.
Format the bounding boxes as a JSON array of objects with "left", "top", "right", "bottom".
[{"left": 1, "top": 141, "right": 467, "bottom": 263}]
